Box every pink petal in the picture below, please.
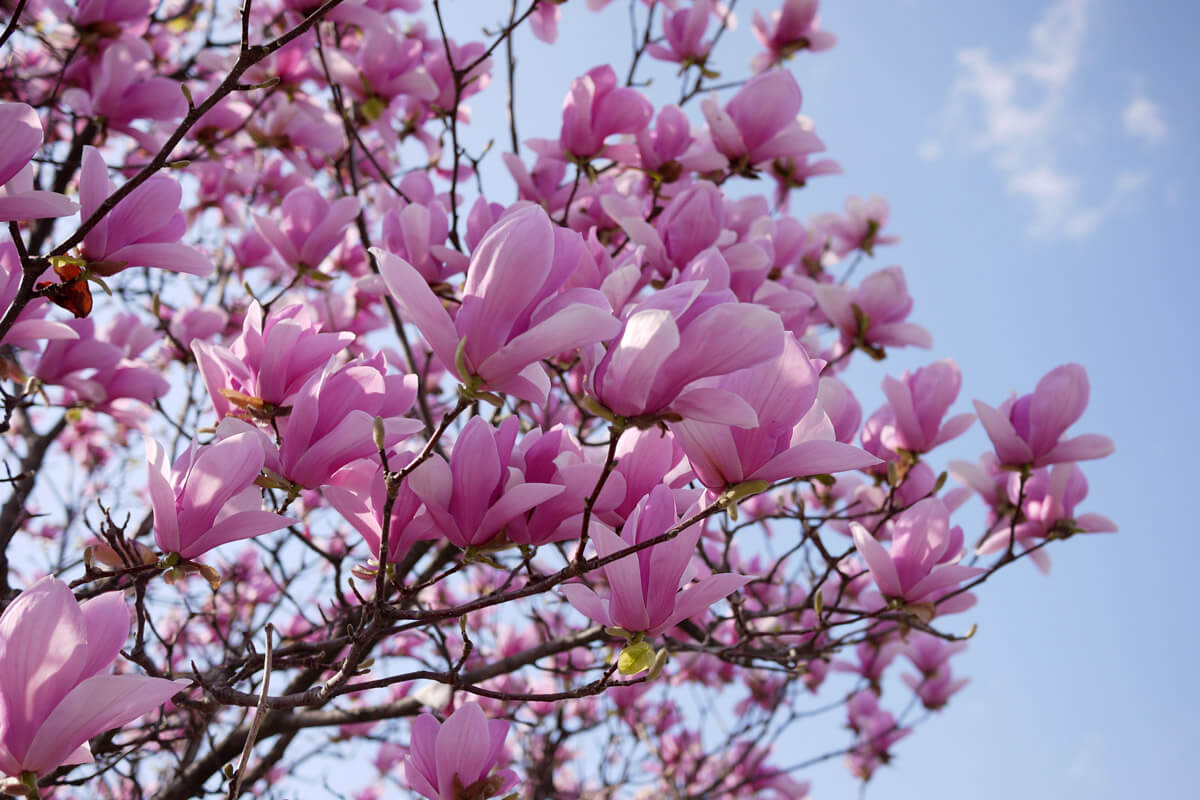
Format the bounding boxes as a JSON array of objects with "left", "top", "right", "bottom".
[
  {"left": 78, "top": 593, "right": 130, "bottom": 681},
  {"left": 560, "top": 584, "right": 612, "bottom": 627},
  {"left": 373, "top": 248, "right": 460, "bottom": 377},
  {"left": 754, "top": 440, "right": 881, "bottom": 483},
  {"left": 850, "top": 522, "right": 901, "bottom": 597},
  {"left": 22, "top": 674, "right": 184, "bottom": 775},
  {"left": 973, "top": 399, "right": 1032, "bottom": 465},
  {"left": 656, "top": 572, "right": 752, "bottom": 635}
]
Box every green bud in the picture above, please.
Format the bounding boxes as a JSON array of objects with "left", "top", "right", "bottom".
[{"left": 618, "top": 641, "right": 656, "bottom": 676}]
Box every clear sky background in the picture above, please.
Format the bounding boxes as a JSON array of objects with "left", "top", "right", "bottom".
[{"left": 426, "top": 0, "right": 1198, "bottom": 796}]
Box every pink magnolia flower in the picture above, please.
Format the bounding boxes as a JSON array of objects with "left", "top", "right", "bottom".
[
  {"left": 380, "top": 196, "right": 468, "bottom": 284},
  {"left": 670, "top": 336, "right": 880, "bottom": 492},
  {"left": 844, "top": 693, "right": 910, "bottom": 781},
  {"left": 752, "top": 0, "right": 837, "bottom": 72},
  {"left": 647, "top": 0, "right": 715, "bottom": 66},
  {"left": 903, "top": 631, "right": 968, "bottom": 678},
  {"left": 377, "top": 203, "right": 621, "bottom": 406},
  {"left": 193, "top": 302, "right": 354, "bottom": 420},
  {"left": 879, "top": 360, "right": 975, "bottom": 453},
  {"left": 817, "top": 376, "right": 862, "bottom": 444},
  {"left": 585, "top": 280, "right": 786, "bottom": 427},
  {"left": 146, "top": 432, "right": 295, "bottom": 559},
  {"left": 634, "top": 103, "right": 724, "bottom": 176},
  {"left": 560, "top": 485, "right": 752, "bottom": 636},
  {"left": 78, "top": 147, "right": 211, "bottom": 277},
  {"left": 402, "top": 702, "right": 517, "bottom": 800},
  {"left": 609, "top": 181, "right": 725, "bottom": 278},
  {"left": 276, "top": 357, "right": 421, "bottom": 489},
  {"left": 559, "top": 65, "right": 654, "bottom": 161},
  {"left": 253, "top": 186, "right": 361, "bottom": 274},
  {"left": 821, "top": 195, "right": 899, "bottom": 257},
  {"left": 901, "top": 666, "right": 969, "bottom": 711},
  {"left": 34, "top": 318, "right": 123, "bottom": 401},
  {"left": 62, "top": 38, "right": 186, "bottom": 129},
  {"left": 813, "top": 265, "right": 932, "bottom": 354},
  {"left": 850, "top": 498, "right": 982, "bottom": 612},
  {"left": 973, "top": 363, "right": 1115, "bottom": 468},
  {"left": 503, "top": 425, "right": 626, "bottom": 546},
  {"left": 701, "top": 69, "right": 824, "bottom": 170},
  {"left": 0, "top": 102, "right": 78, "bottom": 222},
  {"left": 331, "top": 28, "right": 437, "bottom": 105},
  {"left": 323, "top": 456, "right": 438, "bottom": 564},
  {"left": 976, "top": 462, "right": 1117, "bottom": 573},
  {"left": 530, "top": 0, "right": 562, "bottom": 43},
  {"left": 408, "top": 416, "right": 565, "bottom": 550},
  {"left": 0, "top": 577, "right": 184, "bottom": 780}
]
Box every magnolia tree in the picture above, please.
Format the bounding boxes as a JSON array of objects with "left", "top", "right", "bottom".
[{"left": 0, "top": 0, "right": 1116, "bottom": 797}]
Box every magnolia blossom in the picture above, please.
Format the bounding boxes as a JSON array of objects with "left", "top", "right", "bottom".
[
  {"left": 253, "top": 186, "right": 361, "bottom": 273},
  {"left": 879, "top": 360, "right": 975, "bottom": 453},
  {"left": 813, "top": 265, "right": 932, "bottom": 354},
  {"left": 976, "top": 462, "right": 1117, "bottom": 573},
  {"left": 974, "top": 363, "right": 1115, "bottom": 467},
  {"left": 0, "top": 578, "right": 184, "bottom": 779},
  {"left": 324, "top": 456, "right": 437, "bottom": 564},
  {"left": 275, "top": 357, "right": 421, "bottom": 489},
  {"left": 850, "top": 498, "right": 982, "bottom": 613},
  {"left": 408, "top": 417, "right": 565, "bottom": 550},
  {"left": 561, "top": 486, "right": 752, "bottom": 636},
  {"left": 147, "top": 433, "right": 295, "bottom": 559},
  {"left": 702, "top": 69, "right": 824, "bottom": 169},
  {"left": 752, "top": 0, "right": 837, "bottom": 72},
  {"left": 558, "top": 65, "right": 653, "bottom": 161},
  {"left": 78, "top": 146, "right": 211, "bottom": 277},
  {"left": 377, "top": 203, "right": 621, "bottom": 406},
  {"left": 402, "top": 702, "right": 517, "bottom": 800},
  {"left": 670, "top": 335, "right": 880, "bottom": 492},
  {"left": 193, "top": 302, "right": 354, "bottom": 420},
  {"left": 586, "top": 280, "right": 786, "bottom": 426}
]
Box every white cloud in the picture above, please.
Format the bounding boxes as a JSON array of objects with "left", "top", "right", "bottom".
[
  {"left": 1123, "top": 96, "right": 1168, "bottom": 145},
  {"left": 925, "top": 0, "right": 1147, "bottom": 238}
]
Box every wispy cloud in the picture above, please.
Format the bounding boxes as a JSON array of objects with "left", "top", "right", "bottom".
[
  {"left": 921, "top": 0, "right": 1147, "bottom": 239},
  {"left": 1123, "top": 96, "right": 1168, "bottom": 145}
]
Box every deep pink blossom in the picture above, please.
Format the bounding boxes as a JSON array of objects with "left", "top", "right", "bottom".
[
  {"left": 408, "top": 417, "right": 565, "bottom": 550},
  {"left": 976, "top": 462, "right": 1117, "bottom": 573},
  {"left": 879, "top": 360, "right": 975, "bottom": 453},
  {"left": 324, "top": 456, "right": 437, "bottom": 564},
  {"left": 647, "top": 0, "right": 715, "bottom": 66},
  {"left": 559, "top": 65, "right": 654, "bottom": 160},
  {"left": 193, "top": 303, "right": 354, "bottom": 420},
  {"left": 276, "top": 357, "right": 421, "bottom": 489},
  {"left": 813, "top": 265, "right": 932, "bottom": 354},
  {"left": 253, "top": 186, "right": 361, "bottom": 273}
]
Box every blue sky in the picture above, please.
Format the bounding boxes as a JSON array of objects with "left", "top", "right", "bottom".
[{"left": 428, "top": 0, "right": 1197, "bottom": 796}]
